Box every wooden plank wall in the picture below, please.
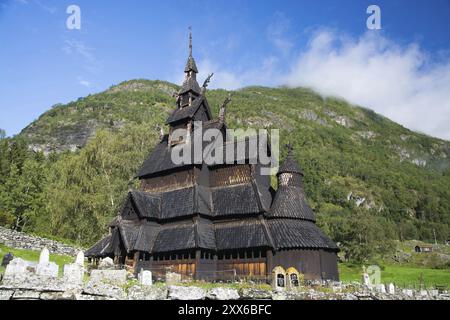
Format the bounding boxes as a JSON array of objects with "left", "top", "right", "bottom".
[{"left": 141, "top": 169, "right": 194, "bottom": 193}]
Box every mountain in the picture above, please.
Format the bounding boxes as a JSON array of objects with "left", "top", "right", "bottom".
[
  {"left": 1, "top": 79, "right": 449, "bottom": 260},
  {"left": 22, "top": 80, "right": 450, "bottom": 172}
]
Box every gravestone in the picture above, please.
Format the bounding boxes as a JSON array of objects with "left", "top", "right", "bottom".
[
  {"left": 388, "top": 283, "right": 395, "bottom": 294},
  {"left": 39, "top": 247, "right": 50, "bottom": 264},
  {"left": 271, "top": 266, "right": 286, "bottom": 292},
  {"left": 377, "top": 284, "right": 386, "bottom": 293},
  {"left": 362, "top": 273, "right": 371, "bottom": 287},
  {"left": 75, "top": 251, "right": 84, "bottom": 265},
  {"left": 90, "top": 269, "right": 127, "bottom": 285},
  {"left": 138, "top": 269, "right": 153, "bottom": 286},
  {"left": 35, "top": 247, "right": 59, "bottom": 277},
  {"left": 286, "top": 267, "right": 301, "bottom": 289},
  {"left": 98, "top": 257, "right": 114, "bottom": 269},
  {"left": 4, "top": 258, "right": 29, "bottom": 278},
  {"left": 1, "top": 252, "right": 14, "bottom": 267}
]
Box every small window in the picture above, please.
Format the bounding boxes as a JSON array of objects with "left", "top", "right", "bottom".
[
  {"left": 277, "top": 274, "right": 285, "bottom": 287},
  {"left": 290, "top": 274, "right": 299, "bottom": 287}
]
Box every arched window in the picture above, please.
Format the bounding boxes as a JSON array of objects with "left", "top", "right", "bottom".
[
  {"left": 290, "top": 273, "right": 299, "bottom": 287},
  {"left": 277, "top": 274, "right": 285, "bottom": 287}
]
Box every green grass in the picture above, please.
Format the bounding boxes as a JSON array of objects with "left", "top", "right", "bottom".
[
  {"left": 339, "top": 263, "right": 450, "bottom": 289},
  {"left": 0, "top": 244, "right": 74, "bottom": 276}
]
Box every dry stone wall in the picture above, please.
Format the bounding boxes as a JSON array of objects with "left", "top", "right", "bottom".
[
  {"left": 0, "top": 226, "right": 80, "bottom": 256},
  {"left": 1, "top": 274, "right": 449, "bottom": 300}
]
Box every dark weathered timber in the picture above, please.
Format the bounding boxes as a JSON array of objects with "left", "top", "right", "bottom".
[{"left": 86, "top": 34, "right": 339, "bottom": 281}]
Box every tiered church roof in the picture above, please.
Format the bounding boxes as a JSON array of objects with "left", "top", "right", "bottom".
[{"left": 86, "top": 32, "right": 338, "bottom": 259}]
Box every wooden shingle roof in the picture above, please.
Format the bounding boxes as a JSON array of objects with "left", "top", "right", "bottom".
[
  {"left": 166, "top": 95, "right": 212, "bottom": 124},
  {"left": 277, "top": 149, "right": 303, "bottom": 176},
  {"left": 268, "top": 185, "right": 316, "bottom": 221},
  {"left": 215, "top": 219, "right": 271, "bottom": 250},
  {"left": 268, "top": 219, "right": 338, "bottom": 250},
  {"left": 153, "top": 224, "right": 196, "bottom": 252},
  {"left": 85, "top": 234, "right": 112, "bottom": 257},
  {"left": 212, "top": 183, "right": 262, "bottom": 216}
]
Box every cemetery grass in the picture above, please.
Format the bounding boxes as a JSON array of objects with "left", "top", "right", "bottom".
[
  {"left": 0, "top": 244, "right": 73, "bottom": 276},
  {"left": 339, "top": 263, "right": 450, "bottom": 289}
]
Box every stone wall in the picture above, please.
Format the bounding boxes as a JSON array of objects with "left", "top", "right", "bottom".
[
  {"left": 1, "top": 276, "right": 449, "bottom": 300},
  {"left": 0, "top": 226, "right": 80, "bottom": 256}
]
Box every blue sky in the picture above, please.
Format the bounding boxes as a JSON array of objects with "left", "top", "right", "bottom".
[{"left": 1, "top": 0, "right": 450, "bottom": 139}]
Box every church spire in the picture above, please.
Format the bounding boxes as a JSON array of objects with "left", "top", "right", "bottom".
[
  {"left": 277, "top": 143, "right": 303, "bottom": 177},
  {"left": 177, "top": 28, "right": 201, "bottom": 108},
  {"left": 184, "top": 27, "right": 198, "bottom": 74},
  {"left": 189, "top": 28, "right": 193, "bottom": 57}
]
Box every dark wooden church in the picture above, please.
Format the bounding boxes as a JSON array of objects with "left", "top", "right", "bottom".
[{"left": 86, "top": 33, "right": 339, "bottom": 281}]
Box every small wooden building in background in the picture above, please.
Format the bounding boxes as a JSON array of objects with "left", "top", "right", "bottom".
[{"left": 414, "top": 244, "right": 433, "bottom": 253}]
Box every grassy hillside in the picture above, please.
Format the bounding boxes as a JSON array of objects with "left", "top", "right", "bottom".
[{"left": 1, "top": 79, "right": 449, "bottom": 262}]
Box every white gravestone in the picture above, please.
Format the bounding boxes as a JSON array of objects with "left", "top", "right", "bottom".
[
  {"left": 75, "top": 251, "right": 84, "bottom": 265},
  {"left": 36, "top": 247, "right": 59, "bottom": 277},
  {"left": 39, "top": 247, "right": 50, "bottom": 264},
  {"left": 377, "top": 284, "right": 386, "bottom": 293},
  {"left": 388, "top": 283, "right": 395, "bottom": 294},
  {"left": 362, "top": 273, "right": 371, "bottom": 287},
  {"left": 271, "top": 266, "right": 286, "bottom": 292},
  {"left": 138, "top": 270, "right": 153, "bottom": 286},
  {"left": 4, "top": 258, "right": 29, "bottom": 278},
  {"left": 98, "top": 257, "right": 114, "bottom": 269}
]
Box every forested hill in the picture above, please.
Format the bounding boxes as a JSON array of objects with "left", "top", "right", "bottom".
[{"left": 1, "top": 79, "right": 449, "bottom": 262}]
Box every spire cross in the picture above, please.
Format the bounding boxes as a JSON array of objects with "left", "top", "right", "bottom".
[{"left": 188, "top": 26, "right": 193, "bottom": 57}]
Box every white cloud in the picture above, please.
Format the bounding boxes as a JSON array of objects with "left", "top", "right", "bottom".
[
  {"left": 194, "top": 57, "right": 281, "bottom": 91},
  {"left": 171, "top": 27, "right": 450, "bottom": 140},
  {"left": 284, "top": 30, "right": 450, "bottom": 140},
  {"left": 78, "top": 78, "right": 91, "bottom": 88},
  {"left": 197, "top": 59, "right": 244, "bottom": 90}
]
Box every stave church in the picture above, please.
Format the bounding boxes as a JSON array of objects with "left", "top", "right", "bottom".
[{"left": 86, "top": 32, "right": 339, "bottom": 281}]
